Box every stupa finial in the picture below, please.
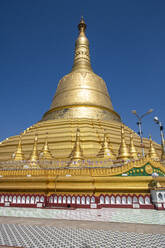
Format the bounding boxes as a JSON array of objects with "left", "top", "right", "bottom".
[
  {"left": 78, "top": 16, "right": 86, "bottom": 32},
  {"left": 72, "top": 17, "right": 92, "bottom": 71}
]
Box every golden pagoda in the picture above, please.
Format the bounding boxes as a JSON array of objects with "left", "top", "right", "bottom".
[{"left": 0, "top": 17, "right": 164, "bottom": 210}]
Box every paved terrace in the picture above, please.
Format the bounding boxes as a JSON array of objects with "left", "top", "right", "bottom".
[{"left": 0, "top": 207, "right": 165, "bottom": 247}]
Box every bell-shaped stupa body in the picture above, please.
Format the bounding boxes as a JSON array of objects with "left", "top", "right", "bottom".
[{"left": 42, "top": 17, "right": 121, "bottom": 122}]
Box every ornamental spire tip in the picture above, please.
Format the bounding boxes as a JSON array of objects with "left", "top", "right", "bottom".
[{"left": 78, "top": 16, "right": 86, "bottom": 32}]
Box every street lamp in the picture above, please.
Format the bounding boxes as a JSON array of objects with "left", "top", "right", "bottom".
[
  {"left": 154, "top": 116, "right": 165, "bottom": 159},
  {"left": 132, "top": 109, "right": 153, "bottom": 156}
]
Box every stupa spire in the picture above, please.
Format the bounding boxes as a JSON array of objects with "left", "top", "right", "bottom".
[
  {"left": 129, "top": 132, "right": 138, "bottom": 159},
  {"left": 106, "top": 134, "right": 116, "bottom": 159},
  {"left": 40, "top": 135, "right": 53, "bottom": 160},
  {"left": 72, "top": 17, "right": 92, "bottom": 72},
  {"left": 148, "top": 136, "right": 159, "bottom": 160},
  {"left": 29, "top": 134, "right": 39, "bottom": 165},
  {"left": 14, "top": 135, "right": 24, "bottom": 161},
  {"left": 117, "top": 125, "right": 130, "bottom": 161},
  {"left": 97, "top": 134, "right": 116, "bottom": 159},
  {"left": 70, "top": 128, "right": 84, "bottom": 161}
]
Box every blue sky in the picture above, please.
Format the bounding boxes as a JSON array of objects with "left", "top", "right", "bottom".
[{"left": 0, "top": 0, "right": 164, "bottom": 144}]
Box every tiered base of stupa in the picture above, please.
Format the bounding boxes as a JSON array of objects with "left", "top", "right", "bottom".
[
  {"left": 0, "top": 119, "right": 165, "bottom": 210},
  {"left": 0, "top": 157, "right": 165, "bottom": 210},
  {"left": 0, "top": 118, "right": 161, "bottom": 161}
]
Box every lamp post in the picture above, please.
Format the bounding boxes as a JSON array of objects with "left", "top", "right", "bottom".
[
  {"left": 154, "top": 116, "right": 165, "bottom": 159},
  {"left": 132, "top": 109, "right": 153, "bottom": 156}
]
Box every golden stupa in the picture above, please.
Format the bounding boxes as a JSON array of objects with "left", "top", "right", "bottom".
[{"left": 0, "top": 18, "right": 164, "bottom": 210}]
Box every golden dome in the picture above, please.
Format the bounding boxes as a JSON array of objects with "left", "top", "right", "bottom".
[{"left": 42, "top": 17, "right": 120, "bottom": 122}]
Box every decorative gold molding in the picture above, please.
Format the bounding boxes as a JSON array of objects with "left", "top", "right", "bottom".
[
  {"left": 42, "top": 104, "right": 121, "bottom": 120},
  {"left": 0, "top": 157, "right": 164, "bottom": 177}
]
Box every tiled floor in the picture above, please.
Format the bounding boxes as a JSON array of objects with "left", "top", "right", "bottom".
[
  {"left": 0, "top": 223, "right": 165, "bottom": 248},
  {"left": 0, "top": 207, "right": 165, "bottom": 225},
  {"left": 0, "top": 207, "right": 165, "bottom": 247}
]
